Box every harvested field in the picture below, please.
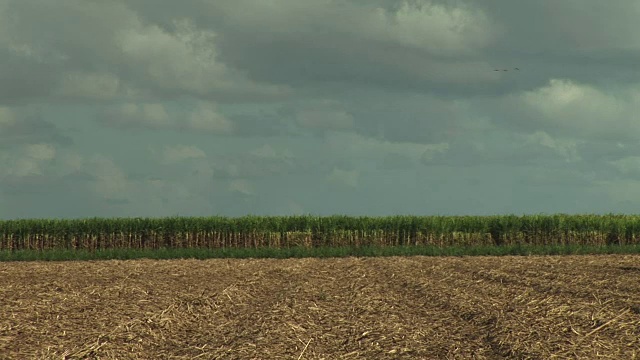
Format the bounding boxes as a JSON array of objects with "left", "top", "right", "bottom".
[{"left": 1, "top": 255, "right": 640, "bottom": 359}]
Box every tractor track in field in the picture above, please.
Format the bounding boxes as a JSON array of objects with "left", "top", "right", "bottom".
[
  {"left": 390, "top": 256, "right": 640, "bottom": 359},
  {"left": 1, "top": 255, "right": 640, "bottom": 359},
  {"left": 372, "top": 258, "right": 517, "bottom": 359},
  {"left": 378, "top": 257, "right": 545, "bottom": 359}
]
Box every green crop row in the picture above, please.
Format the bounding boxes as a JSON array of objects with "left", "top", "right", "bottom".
[{"left": 1, "top": 214, "right": 639, "bottom": 251}]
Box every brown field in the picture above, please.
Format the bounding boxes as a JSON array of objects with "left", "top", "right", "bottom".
[{"left": 1, "top": 255, "right": 640, "bottom": 359}]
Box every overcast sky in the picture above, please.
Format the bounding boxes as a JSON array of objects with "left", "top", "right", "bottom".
[{"left": 1, "top": 0, "right": 640, "bottom": 219}]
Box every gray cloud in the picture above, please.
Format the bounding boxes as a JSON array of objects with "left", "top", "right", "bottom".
[
  {"left": 98, "top": 101, "right": 234, "bottom": 134},
  {"left": 229, "top": 112, "right": 292, "bottom": 137},
  {"left": 202, "top": 1, "right": 501, "bottom": 97},
  {"left": 0, "top": 50, "right": 60, "bottom": 105},
  {"left": 0, "top": 1, "right": 291, "bottom": 105},
  {"left": 377, "top": 152, "right": 417, "bottom": 171},
  {"left": 209, "top": 146, "right": 307, "bottom": 180},
  {"left": 0, "top": 107, "right": 73, "bottom": 149},
  {"left": 2, "top": 0, "right": 640, "bottom": 218}
]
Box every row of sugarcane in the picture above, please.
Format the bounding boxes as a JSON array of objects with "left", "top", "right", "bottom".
[{"left": 1, "top": 214, "right": 640, "bottom": 251}]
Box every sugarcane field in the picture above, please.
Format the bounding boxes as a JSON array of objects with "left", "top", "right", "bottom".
[
  {"left": 1, "top": 215, "right": 640, "bottom": 359},
  {"left": 3, "top": 1, "right": 640, "bottom": 358}
]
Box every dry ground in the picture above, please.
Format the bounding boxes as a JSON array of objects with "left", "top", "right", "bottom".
[{"left": 1, "top": 255, "right": 640, "bottom": 359}]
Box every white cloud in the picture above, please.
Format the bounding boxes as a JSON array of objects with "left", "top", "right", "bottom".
[
  {"left": 116, "top": 17, "right": 289, "bottom": 99},
  {"left": 186, "top": 102, "right": 233, "bottom": 133},
  {"left": 610, "top": 156, "right": 640, "bottom": 177},
  {"left": 118, "top": 103, "right": 138, "bottom": 118},
  {"left": 8, "top": 159, "right": 41, "bottom": 178},
  {"left": 55, "top": 71, "right": 124, "bottom": 101},
  {"left": 327, "top": 167, "right": 359, "bottom": 188},
  {"left": 1, "top": 2, "right": 289, "bottom": 105},
  {"left": 519, "top": 79, "right": 640, "bottom": 139},
  {"left": 595, "top": 178, "right": 640, "bottom": 205},
  {"left": 0, "top": 143, "right": 56, "bottom": 178},
  {"left": 420, "top": 143, "right": 451, "bottom": 162},
  {"left": 50, "top": 150, "right": 218, "bottom": 216},
  {"left": 248, "top": 144, "right": 294, "bottom": 164},
  {"left": 249, "top": 144, "right": 278, "bottom": 158},
  {"left": 141, "top": 103, "right": 171, "bottom": 125},
  {"left": 24, "top": 143, "right": 55, "bottom": 161},
  {"left": 117, "top": 18, "right": 230, "bottom": 95},
  {"left": 327, "top": 131, "right": 449, "bottom": 163},
  {"left": 2, "top": 24, "right": 69, "bottom": 65},
  {"left": 0, "top": 106, "right": 16, "bottom": 127},
  {"left": 288, "top": 99, "right": 355, "bottom": 131},
  {"left": 162, "top": 145, "right": 206, "bottom": 164},
  {"left": 522, "top": 131, "right": 582, "bottom": 163},
  {"left": 102, "top": 102, "right": 172, "bottom": 129},
  {"left": 101, "top": 101, "right": 232, "bottom": 133},
  {"left": 60, "top": 152, "right": 84, "bottom": 174},
  {"left": 229, "top": 179, "right": 254, "bottom": 196},
  {"left": 206, "top": 144, "right": 298, "bottom": 180},
  {"left": 522, "top": 79, "right": 618, "bottom": 119},
  {"left": 0, "top": 143, "right": 90, "bottom": 184},
  {"left": 202, "top": 1, "right": 499, "bottom": 86},
  {"left": 213, "top": 0, "right": 497, "bottom": 56},
  {"left": 86, "top": 155, "right": 129, "bottom": 200},
  {"left": 189, "top": 161, "right": 214, "bottom": 179},
  {"left": 367, "top": 1, "right": 497, "bottom": 55}
]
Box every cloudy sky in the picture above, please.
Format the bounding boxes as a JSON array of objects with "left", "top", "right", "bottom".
[{"left": 1, "top": 0, "right": 640, "bottom": 219}]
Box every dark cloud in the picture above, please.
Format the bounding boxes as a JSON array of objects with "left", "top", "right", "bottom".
[
  {"left": 353, "top": 103, "right": 463, "bottom": 144},
  {"left": 0, "top": 50, "right": 60, "bottom": 106},
  {"left": 0, "top": 113, "right": 73, "bottom": 149},
  {"left": 377, "top": 152, "right": 416, "bottom": 171},
  {"left": 230, "top": 112, "right": 292, "bottom": 137},
  {"left": 210, "top": 154, "right": 315, "bottom": 180},
  {"left": 421, "top": 133, "right": 578, "bottom": 168},
  {"left": 2, "top": 0, "right": 640, "bottom": 218}
]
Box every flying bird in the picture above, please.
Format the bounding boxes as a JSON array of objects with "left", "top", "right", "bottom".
[{"left": 514, "top": 68, "right": 520, "bottom": 70}]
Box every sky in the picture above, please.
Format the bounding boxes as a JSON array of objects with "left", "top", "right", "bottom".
[{"left": 1, "top": 0, "right": 640, "bottom": 219}]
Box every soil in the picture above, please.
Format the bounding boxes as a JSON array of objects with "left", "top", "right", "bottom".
[{"left": 1, "top": 255, "right": 639, "bottom": 359}]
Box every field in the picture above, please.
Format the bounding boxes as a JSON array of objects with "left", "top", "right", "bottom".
[
  {"left": 5, "top": 214, "right": 640, "bottom": 252},
  {"left": 2, "top": 255, "right": 640, "bottom": 359}
]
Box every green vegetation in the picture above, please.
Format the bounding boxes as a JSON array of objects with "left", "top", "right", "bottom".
[
  {"left": 1, "top": 244, "right": 640, "bottom": 262},
  {"left": 2, "top": 214, "right": 640, "bottom": 252}
]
